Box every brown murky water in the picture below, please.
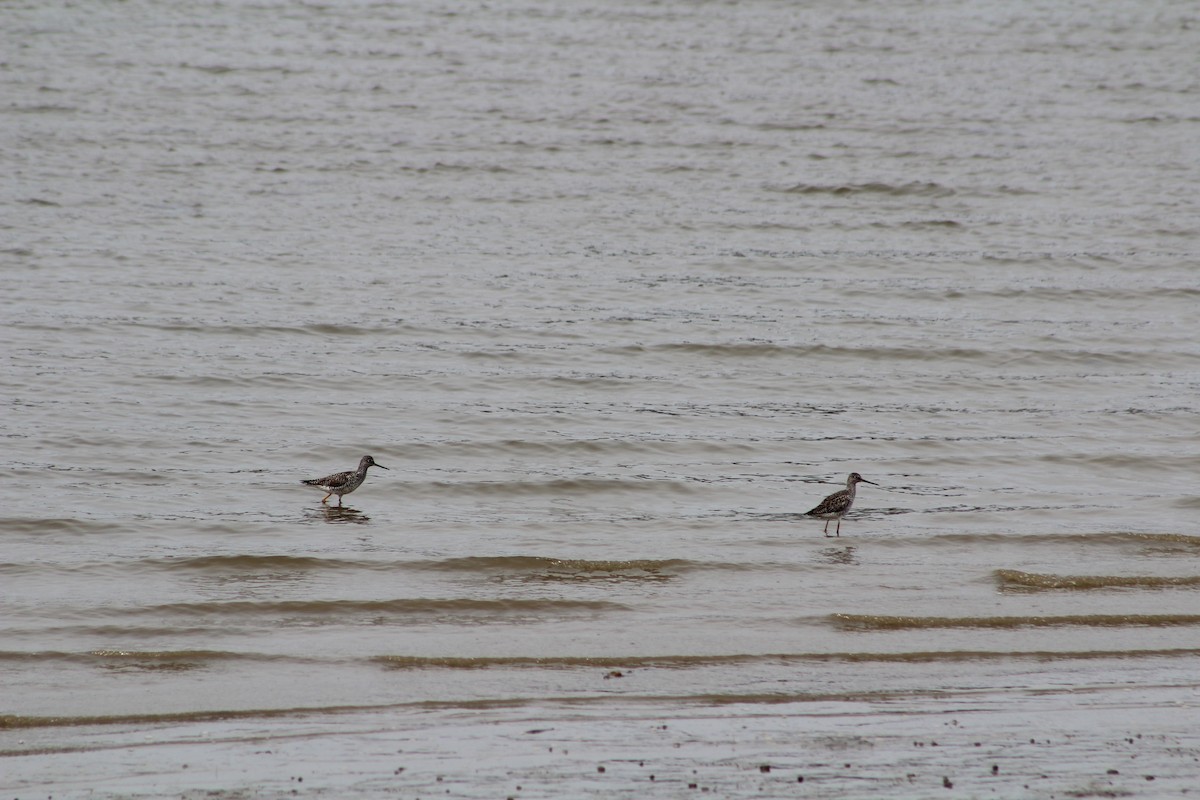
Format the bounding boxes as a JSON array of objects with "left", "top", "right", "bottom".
[{"left": 3, "top": 0, "right": 1199, "bottom": 796}]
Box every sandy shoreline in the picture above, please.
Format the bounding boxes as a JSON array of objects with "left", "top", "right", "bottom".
[{"left": 5, "top": 683, "right": 1198, "bottom": 799}]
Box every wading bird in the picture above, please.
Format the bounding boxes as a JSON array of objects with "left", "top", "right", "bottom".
[
  {"left": 805, "top": 472, "right": 878, "bottom": 537},
  {"left": 301, "top": 455, "right": 389, "bottom": 507}
]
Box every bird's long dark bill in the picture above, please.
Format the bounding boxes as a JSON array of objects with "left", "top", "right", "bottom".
[{"left": 375, "top": 464, "right": 390, "bottom": 470}]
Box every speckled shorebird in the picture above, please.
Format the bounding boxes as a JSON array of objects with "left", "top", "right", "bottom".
[
  {"left": 301, "top": 455, "right": 389, "bottom": 507},
  {"left": 805, "top": 472, "right": 878, "bottom": 537}
]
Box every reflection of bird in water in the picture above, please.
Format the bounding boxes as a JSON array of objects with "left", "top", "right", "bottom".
[
  {"left": 805, "top": 472, "right": 877, "bottom": 537},
  {"left": 319, "top": 506, "right": 371, "bottom": 525},
  {"left": 301, "top": 455, "right": 388, "bottom": 507},
  {"left": 819, "top": 545, "right": 858, "bottom": 566}
]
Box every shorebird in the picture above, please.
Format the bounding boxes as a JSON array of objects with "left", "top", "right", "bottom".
[
  {"left": 301, "top": 455, "right": 389, "bottom": 507},
  {"left": 805, "top": 472, "right": 878, "bottom": 537}
]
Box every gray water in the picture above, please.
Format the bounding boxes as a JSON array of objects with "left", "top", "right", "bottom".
[{"left": 3, "top": 0, "right": 1200, "bottom": 797}]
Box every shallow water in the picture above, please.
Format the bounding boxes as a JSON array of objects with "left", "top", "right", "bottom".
[{"left": 3, "top": 0, "right": 1200, "bottom": 796}]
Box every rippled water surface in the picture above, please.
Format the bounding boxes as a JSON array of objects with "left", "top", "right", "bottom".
[{"left": 3, "top": 0, "right": 1200, "bottom": 796}]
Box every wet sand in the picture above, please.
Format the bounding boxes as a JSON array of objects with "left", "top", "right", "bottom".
[{"left": 7, "top": 682, "right": 1200, "bottom": 799}]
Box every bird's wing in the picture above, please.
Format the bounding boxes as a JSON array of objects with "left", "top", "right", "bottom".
[
  {"left": 807, "top": 490, "right": 849, "bottom": 516},
  {"left": 305, "top": 470, "right": 353, "bottom": 488}
]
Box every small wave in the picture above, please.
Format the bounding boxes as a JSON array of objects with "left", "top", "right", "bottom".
[
  {"left": 0, "top": 704, "right": 351, "bottom": 731},
  {"left": 131, "top": 597, "right": 628, "bottom": 618},
  {"left": 979, "top": 285, "right": 1200, "bottom": 303},
  {"left": 0, "top": 517, "right": 125, "bottom": 536},
  {"left": 601, "top": 342, "right": 990, "bottom": 361},
  {"left": 372, "top": 654, "right": 818, "bottom": 671},
  {"left": 1038, "top": 453, "right": 1200, "bottom": 472},
  {"left": 405, "top": 161, "right": 515, "bottom": 174},
  {"left": 417, "top": 556, "right": 698, "bottom": 577},
  {"left": 134, "top": 321, "right": 418, "bottom": 337},
  {"left": 995, "top": 569, "right": 1200, "bottom": 590},
  {"left": 373, "top": 647, "right": 1200, "bottom": 672},
  {"left": 391, "top": 555, "right": 756, "bottom": 581},
  {"left": 885, "top": 532, "right": 1200, "bottom": 550},
  {"left": 152, "top": 554, "right": 372, "bottom": 572},
  {"left": 420, "top": 437, "right": 756, "bottom": 461},
  {"left": 597, "top": 341, "right": 1192, "bottom": 371},
  {"left": 776, "top": 181, "right": 956, "bottom": 197},
  {"left": 1121, "top": 532, "right": 1200, "bottom": 547},
  {"left": 0, "top": 554, "right": 370, "bottom": 577},
  {"left": 3, "top": 555, "right": 734, "bottom": 581},
  {"left": 831, "top": 613, "right": 1200, "bottom": 631},
  {"left": 11, "top": 105, "right": 77, "bottom": 115},
  {"left": 140, "top": 372, "right": 348, "bottom": 389},
  {"left": 893, "top": 219, "right": 963, "bottom": 229},
  {"left": 5, "top": 647, "right": 1197, "bottom": 677},
  {"left": 15, "top": 625, "right": 235, "bottom": 639},
  {"left": 89, "top": 648, "right": 272, "bottom": 662},
  {"left": 0, "top": 648, "right": 297, "bottom": 667},
  {"left": 428, "top": 478, "right": 692, "bottom": 496},
  {"left": 754, "top": 121, "right": 828, "bottom": 132}
]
